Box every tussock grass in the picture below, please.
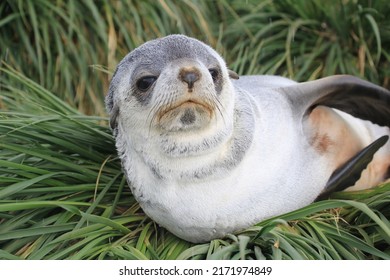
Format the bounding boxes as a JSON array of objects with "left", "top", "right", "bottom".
[
  {"left": 0, "top": 0, "right": 216, "bottom": 115},
  {"left": 0, "top": 66, "right": 389, "bottom": 260},
  {"left": 222, "top": 0, "right": 390, "bottom": 86}
]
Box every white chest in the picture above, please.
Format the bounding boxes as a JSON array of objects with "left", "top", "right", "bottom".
[{"left": 116, "top": 92, "right": 330, "bottom": 242}]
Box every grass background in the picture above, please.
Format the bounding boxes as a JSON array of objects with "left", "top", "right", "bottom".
[{"left": 0, "top": 0, "right": 389, "bottom": 259}]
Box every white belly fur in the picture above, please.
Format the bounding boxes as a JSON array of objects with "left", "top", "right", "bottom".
[{"left": 118, "top": 88, "right": 333, "bottom": 242}]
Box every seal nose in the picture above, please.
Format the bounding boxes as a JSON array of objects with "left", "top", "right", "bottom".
[{"left": 179, "top": 68, "right": 200, "bottom": 90}]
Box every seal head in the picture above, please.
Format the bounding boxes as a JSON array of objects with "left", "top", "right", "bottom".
[{"left": 106, "top": 35, "right": 238, "bottom": 136}]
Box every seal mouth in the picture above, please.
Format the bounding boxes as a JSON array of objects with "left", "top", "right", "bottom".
[
  {"left": 157, "top": 99, "right": 214, "bottom": 122},
  {"left": 151, "top": 97, "right": 219, "bottom": 132}
]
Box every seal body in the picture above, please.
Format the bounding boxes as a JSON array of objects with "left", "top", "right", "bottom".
[{"left": 106, "top": 35, "right": 390, "bottom": 243}]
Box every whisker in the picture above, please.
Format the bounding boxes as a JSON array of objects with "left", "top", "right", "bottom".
[
  {"left": 147, "top": 101, "right": 163, "bottom": 136},
  {"left": 147, "top": 92, "right": 178, "bottom": 136},
  {"left": 205, "top": 87, "right": 226, "bottom": 126},
  {"left": 215, "top": 98, "right": 226, "bottom": 126}
]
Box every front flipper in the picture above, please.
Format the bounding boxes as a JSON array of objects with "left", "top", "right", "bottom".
[
  {"left": 316, "top": 135, "right": 389, "bottom": 200},
  {"left": 283, "top": 75, "right": 390, "bottom": 127},
  {"left": 281, "top": 75, "right": 390, "bottom": 192}
]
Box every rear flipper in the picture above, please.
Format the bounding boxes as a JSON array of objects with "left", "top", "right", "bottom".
[{"left": 316, "top": 135, "right": 389, "bottom": 200}]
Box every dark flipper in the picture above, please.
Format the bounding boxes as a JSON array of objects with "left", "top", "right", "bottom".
[
  {"left": 316, "top": 135, "right": 389, "bottom": 201},
  {"left": 283, "top": 75, "right": 390, "bottom": 127}
]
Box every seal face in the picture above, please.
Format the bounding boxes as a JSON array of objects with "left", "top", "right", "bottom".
[
  {"left": 106, "top": 35, "right": 390, "bottom": 243},
  {"left": 107, "top": 35, "right": 231, "bottom": 136}
]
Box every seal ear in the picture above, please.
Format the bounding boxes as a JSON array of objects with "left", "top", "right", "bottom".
[{"left": 228, "top": 69, "right": 239, "bottom": 80}]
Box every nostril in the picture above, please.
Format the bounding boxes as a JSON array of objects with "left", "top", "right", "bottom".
[{"left": 179, "top": 69, "right": 200, "bottom": 89}]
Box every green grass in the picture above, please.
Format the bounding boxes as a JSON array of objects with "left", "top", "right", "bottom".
[{"left": 0, "top": 0, "right": 389, "bottom": 259}]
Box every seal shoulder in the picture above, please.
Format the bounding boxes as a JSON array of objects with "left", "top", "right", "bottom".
[{"left": 233, "top": 75, "right": 297, "bottom": 93}]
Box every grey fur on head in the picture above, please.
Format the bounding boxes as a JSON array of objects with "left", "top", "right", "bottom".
[{"left": 105, "top": 35, "right": 225, "bottom": 129}]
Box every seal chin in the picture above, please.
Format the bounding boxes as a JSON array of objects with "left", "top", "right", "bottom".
[{"left": 157, "top": 100, "right": 215, "bottom": 131}]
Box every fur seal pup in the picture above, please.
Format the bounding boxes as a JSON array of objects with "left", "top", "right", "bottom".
[{"left": 106, "top": 35, "right": 390, "bottom": 243}]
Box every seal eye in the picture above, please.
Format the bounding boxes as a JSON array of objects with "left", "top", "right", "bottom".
[
  {"left": 208, "top": 68, "right": 219, "bottom": 82},
  {"left": 136, "top": 76, "right": 157, "bottom": 91}
]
